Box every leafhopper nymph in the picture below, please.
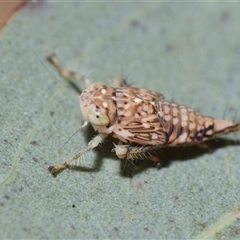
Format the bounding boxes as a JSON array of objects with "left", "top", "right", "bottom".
[{"left": 48, "top": 54, "right": 240, "bottom": 177}]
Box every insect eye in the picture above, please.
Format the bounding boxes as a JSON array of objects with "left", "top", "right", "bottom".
[{"left": 87, "top": 109, "right": 110, "bottom": 126}]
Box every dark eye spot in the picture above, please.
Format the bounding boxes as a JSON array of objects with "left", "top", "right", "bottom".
[
  {"left": 96, "top": 115, "right": 99, "bottom": 118},
  {"left": 124, "top": 102, "right": 127, "bottom": 104}
]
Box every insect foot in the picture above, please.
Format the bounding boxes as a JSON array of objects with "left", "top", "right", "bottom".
[{"left": 48, "top": 163, "right": 68, "bottom": 178}]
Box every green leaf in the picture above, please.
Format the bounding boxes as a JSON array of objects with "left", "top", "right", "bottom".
[{"left": 1, "top": 2, "right": 240, "bottom": 239}]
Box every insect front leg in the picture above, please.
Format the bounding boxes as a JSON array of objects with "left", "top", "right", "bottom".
[
  {"left": 49, "top": 133, "right": 108, "bottom": 177},
  {"left": 47, "top": 54, "right": 92, "bottom": 89}
]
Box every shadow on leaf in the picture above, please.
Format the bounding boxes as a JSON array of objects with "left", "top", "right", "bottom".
[{"left": 67, "top": 124, "right": 240, "bottom": 178}]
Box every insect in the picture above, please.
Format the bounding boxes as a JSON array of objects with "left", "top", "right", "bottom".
[{"left": 48, "top": 54, "right": 240, "bottom": 177}]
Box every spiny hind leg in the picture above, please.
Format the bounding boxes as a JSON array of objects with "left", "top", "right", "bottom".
[
  {"left": 113, "top": 142, "right": 164, "bottom": 167},
  {"left": 47, "top": 54, "right": 91, "bottom": 88},
  {"left": 48, "top": 133, "right": 108, "bottom": 177}
]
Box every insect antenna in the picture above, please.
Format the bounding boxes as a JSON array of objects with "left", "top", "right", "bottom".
[
  {"left": 60, "top": 121, "right": 88, "bottom": 150},
  {"left": 32, "top": 51, "right": 79, "bottom": 97}
]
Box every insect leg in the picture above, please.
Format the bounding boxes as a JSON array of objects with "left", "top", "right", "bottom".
[
  {"left": 47, "top": 54, "right": 91, "bottom": 89},
  {"left": 114, "top": 143, "right": 163, "bottom": 165},
  {"left": 48, "top": 133, "right": 108, "bottom": 177},
  {"left": 111, "top": 77, "right": 131, "bottom": 87}
]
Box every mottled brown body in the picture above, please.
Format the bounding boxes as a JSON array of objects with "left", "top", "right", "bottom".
[
  {"left": 157, "top": 101, "right": 215, "bottom": 146},
  {"left": 80, "top": 84, "right": 239, "bottom": 148},
  {"left": 47, "top": 54, "right": 240, "bottom": 177}
]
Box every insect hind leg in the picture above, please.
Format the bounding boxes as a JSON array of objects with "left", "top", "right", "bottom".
[{"left": 47, "top": 54, "right": 92, "bottom": 91}]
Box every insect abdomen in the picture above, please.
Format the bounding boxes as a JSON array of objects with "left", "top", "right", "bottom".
[{"left": 157, "top": 101, "right": 239, "bottom": 147}]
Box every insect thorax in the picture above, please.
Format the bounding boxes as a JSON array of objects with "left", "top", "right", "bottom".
[{"left": 80, "top": 83, "right": 165, "bottom": 144}]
